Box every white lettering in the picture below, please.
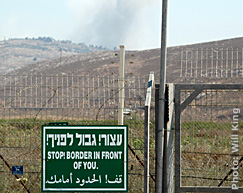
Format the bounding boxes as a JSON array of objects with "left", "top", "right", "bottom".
[
  {"left": 101, "top": 151, "right": 122, "bottom": 159},
  {"left": 99, "top": 134, "right": 122, "bottom": 146},
  {"left": 66, "top": 151, "right": 92, "bottom": 160},
  {"left": 47, "top": 151, "right": 65, "bottom": 159}
]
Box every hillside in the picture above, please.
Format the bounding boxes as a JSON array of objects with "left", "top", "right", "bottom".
[
  {"left": 3, "top": 37, "right": 243, "bottom": 83},
  {"left": 0, "top": 37, "right": 108, "bottom": 74}
]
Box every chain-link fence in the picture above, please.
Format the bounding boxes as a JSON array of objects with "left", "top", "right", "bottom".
[
  {"left": 175, "top": 84, "right": 243, "bottom": 192},
  {"left": 0, "top": 74, "right": 156, "bottom": 192}
]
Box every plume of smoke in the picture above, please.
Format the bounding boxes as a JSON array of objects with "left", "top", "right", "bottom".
[{"left": 68, "top": 0, "right": 161, "bottom": 50}]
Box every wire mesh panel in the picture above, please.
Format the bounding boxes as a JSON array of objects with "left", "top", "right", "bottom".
[
  {"left": 175, "top": 84, "right": 243, "bottom": 193},
  {"left": 180, "top": 48, "right": 243, "bottom": 83},
  {"left": 0, "top": 74, "right": 155, "bottom": 193}
]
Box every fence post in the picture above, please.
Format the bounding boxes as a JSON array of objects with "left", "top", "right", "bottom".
[
  {"left": 158, "top": 0, "right": 169, "bottom": 192},
  {"left": 155, "top": 84, "right": 160, "bottom": 191},
  {"left": 144, "top": 71, "right": 154, "bottom": 193},
  {"left": 163, "top": 85, "right": 169, "bottom": 192},
  {"left": 118, "top": 45, "right": 125, "bottom": 125},
  {"left": 166, "top": 83, "right": 174, "bottom": 193},
  {"left": 155, "top": 83, "right": 174, "bottom": 193}
]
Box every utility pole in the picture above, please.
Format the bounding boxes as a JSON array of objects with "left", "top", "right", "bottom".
[{"left": 156, "top": 0, "right": 168, "bottom": 192}]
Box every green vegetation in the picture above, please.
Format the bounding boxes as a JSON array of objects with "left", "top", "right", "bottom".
[
  {"left": 2, "top": 118, "right": 241, "bottom": 191},
  {"left": 181, "top": 121, "right": 243, "bottom": 187},
  {"left": 0, "top": 118, "right": 155, "bottom": 193}
]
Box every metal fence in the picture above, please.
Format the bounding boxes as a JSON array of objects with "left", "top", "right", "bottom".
[
  {"left": 180, "top": 48, "right": 243, "bottom": 83},
  {"left": 0, "top": 74, "right": 156, "bottom": 192},
  {"left": 175, "top": 84, "right": 243, "bottom": 192}
]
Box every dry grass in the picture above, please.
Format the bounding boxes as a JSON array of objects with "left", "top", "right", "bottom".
[
  {"left": 0, "top": 117, "right": 155, "bottom": 193},
  {"left": 181, "top": 121, "right": 243, "bottom": 187}
]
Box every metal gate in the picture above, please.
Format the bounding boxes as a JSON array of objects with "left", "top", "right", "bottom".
[{"left": 175, "top": 84, "right": 243, "bottom": 192}]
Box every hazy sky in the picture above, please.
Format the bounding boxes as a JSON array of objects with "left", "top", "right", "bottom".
[{"left": 1, "top": 0, "right": 243, "bottom": 50}]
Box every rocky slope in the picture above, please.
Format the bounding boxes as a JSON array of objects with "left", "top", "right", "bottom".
[
  {"left": 3, "top": 37, "right": 243, "bottom": 84},
  {"left": 0, "top": 37, "right": 108, "bottom": 74}
]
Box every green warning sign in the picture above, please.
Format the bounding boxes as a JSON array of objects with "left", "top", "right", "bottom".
[{"left": 42, "top": 125, "right": 128, "bottom": 192}]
